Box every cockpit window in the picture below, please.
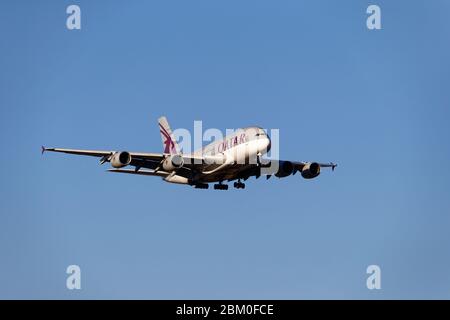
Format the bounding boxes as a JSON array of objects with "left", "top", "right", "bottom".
[{"left": 255, "top": 128, "right": 266, "bottom": 137}]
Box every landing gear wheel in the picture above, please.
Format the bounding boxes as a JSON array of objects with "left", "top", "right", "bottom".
[
  {"left": 233, "top": 181, "right": 246, "bottom": 189},
  {"left": 194, "top": 183, "right": 209, "bottom": 189},
  {"left": 214, "top": 183, "right": 228, "bottom": 190}
]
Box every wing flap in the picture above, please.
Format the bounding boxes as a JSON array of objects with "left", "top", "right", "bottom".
[{"left": 107, "top": 169, "right": 170, "bottom": 177}]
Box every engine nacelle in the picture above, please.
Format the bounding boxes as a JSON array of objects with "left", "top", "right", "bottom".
[
  {"left": 275, "top": 160, "right": 294, "bottom": 178},
  {"left": 301, "top": 162, "right": 321, "bottom": 179},
  {"left": 110, "top": 151, "right": 131, "bottom": 168},
  {"left": 162, "top": 154, "right": 184, "bottom": 172}
]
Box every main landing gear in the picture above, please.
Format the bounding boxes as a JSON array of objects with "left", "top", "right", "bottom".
[
  {"left": 213, "top": 182, "right": 228, "bottom": 190},
  {"left": 233, "top": 180, "right": 245, "bottom": 189},
  {"left": 194, "top": 183, "right": 209, "bottom": 189},
  {"left": 195, "top": 180, "right": 245, "bottom": 190}
]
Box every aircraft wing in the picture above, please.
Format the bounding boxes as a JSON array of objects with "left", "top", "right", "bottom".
[
  {"left": 230, "top": 159, "right": 337, "bottom": 182},
  {"left": 291, "top": 161, "right": 337, "bottom": 171},
  {"left": 41, "top": 147, "right": 224, "bottom": 171},
  {"left": 42, "top": 147, "right": 161, "bottom": 159}
]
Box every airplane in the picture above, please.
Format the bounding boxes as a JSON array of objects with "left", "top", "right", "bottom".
[{"left": 42, "top": 116, "right": 337, "bottom": 190}]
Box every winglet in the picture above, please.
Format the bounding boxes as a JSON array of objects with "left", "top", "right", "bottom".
[
  {"left": 41, "top": 146, "right": 46, "bottom": 155},
  {"left": 331, "top": 162, "right": 337, "bottom": 171}
]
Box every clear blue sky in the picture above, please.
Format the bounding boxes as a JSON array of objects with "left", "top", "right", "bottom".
[{"left": 1, "top": 0, "right": 450, "bottom": 299}]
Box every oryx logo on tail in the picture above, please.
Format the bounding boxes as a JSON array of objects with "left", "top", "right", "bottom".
[{"left": 158, "top": 116, "right": 180, "bottom": 154}]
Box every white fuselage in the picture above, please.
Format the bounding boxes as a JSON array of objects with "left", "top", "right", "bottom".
[
  {"left": 192, "top": 127, "right": 271, "bottom": 181},
  {"left": 164, "top": 127, "right": 271, "bottom": 184}
]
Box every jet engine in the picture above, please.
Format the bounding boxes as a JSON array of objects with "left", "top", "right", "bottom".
[
  {"left": 301, "top": 162, "right": 321, "bottom": 179},
  {"left": 110, "top": 151, "right": 131, "bottom": 168},
  {"left": 162, "top": 154, "right": 184, "bottom": 172},
  {"left": 275, "top": 160, "right": 294, "bottom": 178}
]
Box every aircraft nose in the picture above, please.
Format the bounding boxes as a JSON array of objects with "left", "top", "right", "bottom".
[{"left": 265, "top": 136, "right": 271, "bottom": 152}]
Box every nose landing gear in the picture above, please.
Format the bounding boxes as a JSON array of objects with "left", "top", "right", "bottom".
[{"left": 233, "top": 180, "right": 245, "bottom": 189}]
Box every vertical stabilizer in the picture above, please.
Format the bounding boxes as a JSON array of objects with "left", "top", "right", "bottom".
[{"left": 158, "top": 116, "right": 180, "bottom": 154}]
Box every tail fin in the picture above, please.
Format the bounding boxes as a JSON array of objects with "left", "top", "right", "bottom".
[{"left": 158, "top": 116, "right": 180, "bottom": 154}]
